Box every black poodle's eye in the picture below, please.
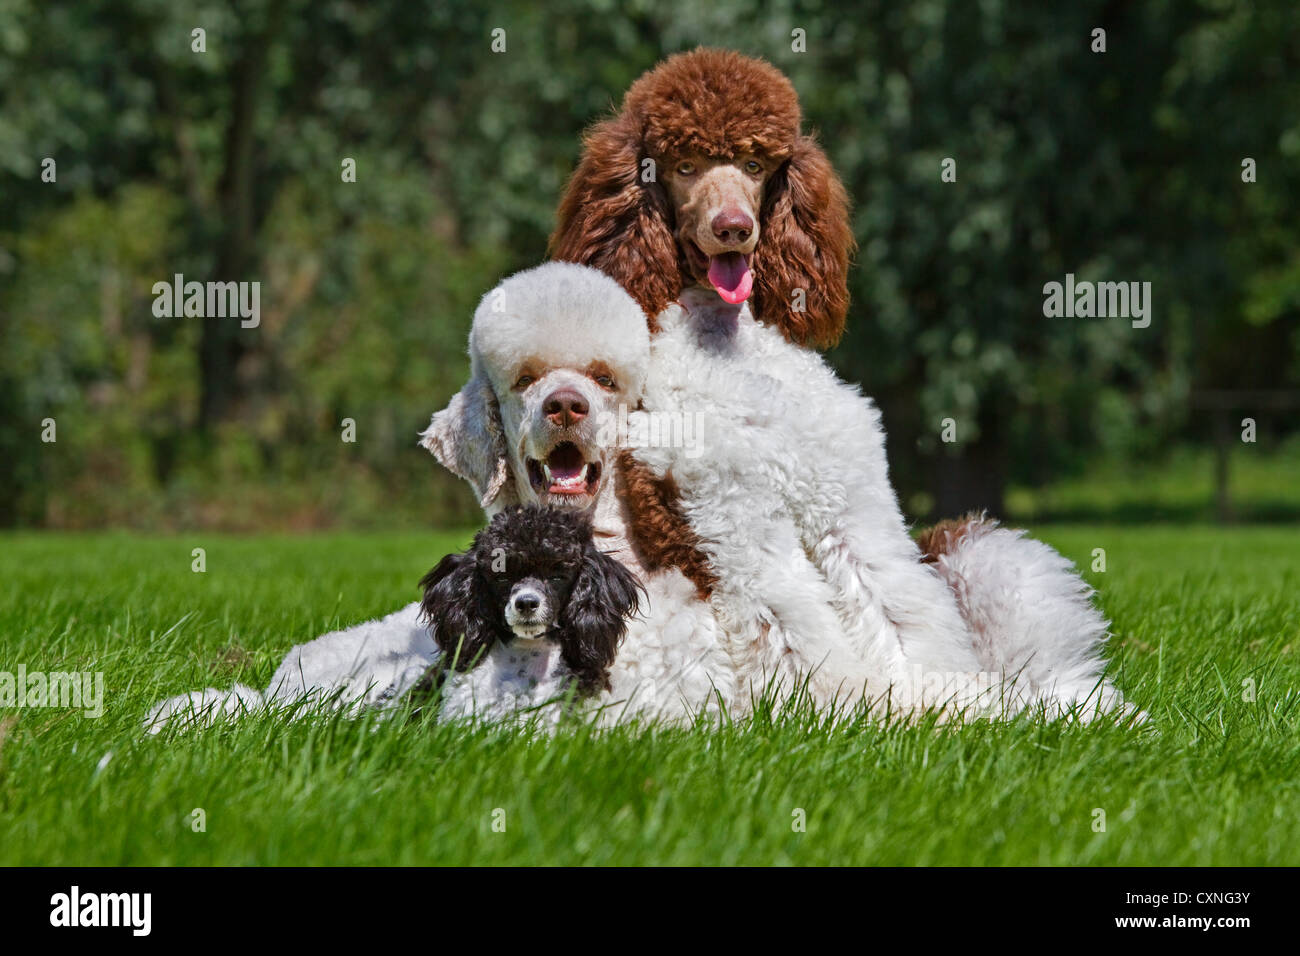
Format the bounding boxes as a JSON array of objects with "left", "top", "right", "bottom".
[{"left": 676, "top": 161, "right": 696, "bottom": 176}]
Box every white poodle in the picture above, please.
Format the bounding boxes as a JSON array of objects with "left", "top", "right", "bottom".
[
  {"left": 632, "top": 287, "right": 1129, "bottom": 717},
  {"left": 147, "top": 262, "right": 1131, "bottom": 733},
  {"left": 147, "top": 264, "right": 731, "bottom": 733}
]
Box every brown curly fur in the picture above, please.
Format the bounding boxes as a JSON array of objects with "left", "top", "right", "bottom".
[
  {"left": 616, "top": 451, "right": 718, "bottom": 600},
  {"left": 550, "top": 49, "right": 855, "bottom": 600},
  {"left": 916, "top": 514, "right": 996, "bottom": 564},
  {"left": 549, "top": 48, "right": 854, "bottom": 348}
]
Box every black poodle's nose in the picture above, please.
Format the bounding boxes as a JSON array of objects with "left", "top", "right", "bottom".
[
  {"left": 543, "top": 388, "right": 588, "bottom": 427},
  {"left": 711, "top": 209, "right": 753, "bottom": 244},
  {"left": 513, "top": 593, "right": 541, "bottom": 614}
]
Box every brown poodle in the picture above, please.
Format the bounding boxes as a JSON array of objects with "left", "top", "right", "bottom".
[
  {"left": 550, "top": 48, "right": 854, "bottom": 349},
  {"left": 547, "top": 49, "right": 856, "bottom": 597}
]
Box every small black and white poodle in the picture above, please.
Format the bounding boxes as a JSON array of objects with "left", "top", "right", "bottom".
[{"left": 418, "top": 505, "right": 642, "bottom": 697}]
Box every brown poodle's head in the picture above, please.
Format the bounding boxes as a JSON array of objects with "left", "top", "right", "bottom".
[{"left": 549, "top": 48, "right": 854, "bottom": 349}]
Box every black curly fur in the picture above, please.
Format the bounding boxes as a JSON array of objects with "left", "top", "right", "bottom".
[{"left": 418, "top": 505, "right": 643, "bottom": 699}]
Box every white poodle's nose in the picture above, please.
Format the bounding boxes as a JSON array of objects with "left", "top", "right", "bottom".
[{"left": 543, "top": 388, "right": 589, "bottom": 428}]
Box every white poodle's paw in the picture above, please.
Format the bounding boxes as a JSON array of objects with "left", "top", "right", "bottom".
[{"left": 143, "top": 683, "right": 265, "bottom": 735}]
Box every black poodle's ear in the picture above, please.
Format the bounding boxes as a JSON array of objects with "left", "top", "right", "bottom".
[
  {"left": 419, "top": 552, "right": 499, "bottom": 672},
  {"left": 558, "top": 543, "right": 643, "bottom": 694}
]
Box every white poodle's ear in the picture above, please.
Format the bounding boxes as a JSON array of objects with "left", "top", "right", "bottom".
[{"left": 420, "top": 373, "right": 511, "bottom": 509}]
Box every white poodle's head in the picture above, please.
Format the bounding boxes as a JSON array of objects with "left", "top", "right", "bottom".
[{"left": 421, "top": 262, "right": 649, "bottom": 513}]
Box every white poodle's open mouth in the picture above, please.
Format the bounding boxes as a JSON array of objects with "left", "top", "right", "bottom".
[{"left": 526, "top": 441, "right": 603, "bottom": 501}]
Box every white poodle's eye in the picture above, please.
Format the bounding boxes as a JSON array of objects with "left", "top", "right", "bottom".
[
  {"left": 594, "top": 374, "right": 615, "bottom": 390},
  {"left": 676, "top": 161, "right": 696, "bottom": 176},
  {"left": 514, "top": 374, "right": 534, "bottom": 390}
]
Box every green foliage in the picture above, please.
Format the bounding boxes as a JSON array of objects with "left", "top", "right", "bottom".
[
  {"left": 1, "top": 175, "right": 503, "bottom": 526},
  {"left": 1, "top": 0, "right": 1297, "bottom": 527},
  {"left": 1005, "top": 436, "right": 1300, "bottom": 523}
]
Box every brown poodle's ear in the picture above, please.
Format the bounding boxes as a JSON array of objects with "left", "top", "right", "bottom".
[
  {"left": 420, "top": 372, "right": 514, "bottom": 511},
  {"left": 548, "top": 115, "right": 682, "bottom": 329},
  {"left": 752, "top": 134, "right": 855, "bottom": 349}
]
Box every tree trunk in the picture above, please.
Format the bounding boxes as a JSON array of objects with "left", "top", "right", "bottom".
[
  {"left": 199, "top": 18, "right": 275, "bottom": 429},
  {"left": 929, "top": 410, "right": 1009, "bottom": 519},
  {"left": 1213, "top": 408, "right": 1233, "bottom": 523}
]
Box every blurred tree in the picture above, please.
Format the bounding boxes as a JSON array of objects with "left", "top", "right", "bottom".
[{"left": 0, "top": 0, "right": 1296, "bottom": 528}]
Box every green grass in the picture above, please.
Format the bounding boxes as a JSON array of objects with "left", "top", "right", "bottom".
[
  {"left": 0, "top": 526, "right": 1297, "bottom": 865},
  {"left": 1004, "top": 440, "right": 1300, "bottom": 524}
]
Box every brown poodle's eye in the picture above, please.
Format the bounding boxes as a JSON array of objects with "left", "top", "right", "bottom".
[
  {"left": 744, "top": 159, "right": 762, "bottom": 175},
  {"left": 676, "top": 161, "right": 696, "bottom": 176},
  {"left": 514, "top": 374, "right": 534, "bottom": 390}
]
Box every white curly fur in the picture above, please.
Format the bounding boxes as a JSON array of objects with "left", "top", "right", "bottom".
[
  {"left": 926, "top": 519, "right": 1128, "bottom": 714},
  {"left": 147, "top": 264, "right": 732, "bottom": 733},
  {"left": 145, "top": 263, "right": 1133, "bottom": 734},
  {"left": 630, "top": 287, "right": 1132, "bottom": 719}
]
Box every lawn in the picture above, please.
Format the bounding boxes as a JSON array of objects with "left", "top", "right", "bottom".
[{"left": 0, "top": 526, "right": 1296, "bottom": 865}]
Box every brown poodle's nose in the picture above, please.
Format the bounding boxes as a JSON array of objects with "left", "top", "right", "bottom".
[
  {"left": 543, "top": 388, "right": 589, "bottom": 427},
  {"left": 711, "top": 209, "right": 754, "bottom": 245}
]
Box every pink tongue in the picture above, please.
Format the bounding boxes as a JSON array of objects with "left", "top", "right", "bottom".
[
  {"left": 548, "top": 445, "right": 584, "bottom": 482},
  {"left": 707, "top": 253, "right": 753, "bottom": 304}
]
